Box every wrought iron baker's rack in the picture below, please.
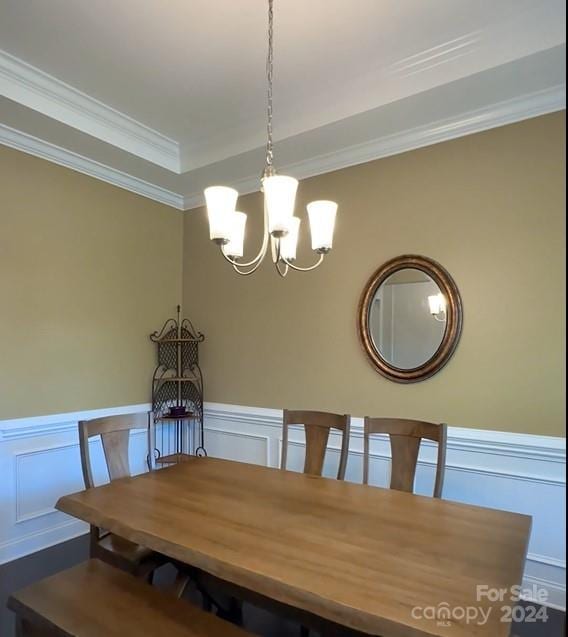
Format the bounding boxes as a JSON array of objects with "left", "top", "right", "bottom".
[{"left": 150, "top": 306, "right": 206, "bottom": 464}]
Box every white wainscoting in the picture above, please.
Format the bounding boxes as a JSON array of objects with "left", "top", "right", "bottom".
[
  {"left": 0, "top": 403, "right": 151, "bottom": 565},
  {"left": 0, "top": 401, "right": 565, "bottom": 610}
]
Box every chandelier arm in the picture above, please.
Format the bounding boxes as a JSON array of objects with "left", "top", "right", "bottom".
[
  {"left": 218, "top": 249, "right": 266, "bottom": 276},
  {"left": 280, "top": 253, "right": 325, "bottom": 272},
  {"left": 271, "top": 241, "right": 288, "bottom": 277},
  {"left": 274, "top": 259, "right": 289, "bottom": 277},
  {"left": 219, "top": 240, "right": 266, "bottom": 269},
  {"left": 230, "top": 258, "right": 267, "bottom": 276},
  {"left": 219, "top": 203, "right": 270, "bottom": 268}
]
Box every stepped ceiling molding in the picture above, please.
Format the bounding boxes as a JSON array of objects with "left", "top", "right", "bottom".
[{"left": 0, "top": 0, "right": 566, "bottom": 210}]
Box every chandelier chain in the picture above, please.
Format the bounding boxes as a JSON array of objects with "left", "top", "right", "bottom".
[{"left": 265, "top": 0, "right": 274, "bottom": 170}]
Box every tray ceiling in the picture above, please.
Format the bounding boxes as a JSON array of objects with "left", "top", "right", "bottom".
[{"left": 0, "top": 0, "right": 565, "bottom": 208}]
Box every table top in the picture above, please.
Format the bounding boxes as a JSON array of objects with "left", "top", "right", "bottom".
[{"left": 56, "top": 457, "right": 531, "bottom": 637}]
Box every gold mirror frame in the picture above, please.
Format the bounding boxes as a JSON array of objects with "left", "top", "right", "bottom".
[{"left": 357, "top": 255, "right": 463, "bottom": 383}]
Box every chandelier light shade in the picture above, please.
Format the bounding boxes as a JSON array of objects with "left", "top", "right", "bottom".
[
  {"left": 307, "top": 200, "right": 338, "bottom": 252},
  {"left": 223, "top": 211, "right": 247, "bottom": 259},
  {"left": 280, "top": 216, "right": 301, "bottom": 261},
  {"left": 204, "top": 186, "right": 238, "bottom": 242},
  {"left": 203, "top": 0, "right": 338, "bottom": 277},
  {"left": 264, "top": 175, "right": 298, "bottom": 235}
]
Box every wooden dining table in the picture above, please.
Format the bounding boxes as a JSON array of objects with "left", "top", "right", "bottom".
[{"left": 56, "top": 456, "right": 531, "bottom": 637}]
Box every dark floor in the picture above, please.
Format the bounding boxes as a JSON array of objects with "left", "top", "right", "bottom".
[{"left": 0, "top": 536, "right": 564, "bottom": 637}]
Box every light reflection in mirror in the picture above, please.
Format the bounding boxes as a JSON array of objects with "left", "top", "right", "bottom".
[{"left": 369, "top": 268, "right": 446, "bottom": 369}]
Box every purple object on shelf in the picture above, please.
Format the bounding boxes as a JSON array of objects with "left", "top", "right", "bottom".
[{"left": 168, "top": 406, "right": 188, "bottom": 417}]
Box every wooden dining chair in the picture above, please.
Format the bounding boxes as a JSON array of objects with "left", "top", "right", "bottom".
[
  {"left": 281, "top": 410, "right": 351, "bottom": 480},
  {"left": 363, "top": 418, "right": 447, "bottom": 497},
  {"left": 78, "top": 412, "right": 165, "bottom": 579}
]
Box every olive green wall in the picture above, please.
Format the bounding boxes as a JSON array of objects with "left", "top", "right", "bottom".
[
  {"left": 183, "top": 112, "right": 566, "bottom": 436},
  {"left": 1, "top": 113, "right": 564, "bottom": 433},
  {"left": 0, "top": 145, "right": 183, "bottom": 419}
]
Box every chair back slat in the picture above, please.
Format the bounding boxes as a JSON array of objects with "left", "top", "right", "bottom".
[
  {"left": 281, "top": 410, "right": 350, "bottom": 480},
  {"left": 79, "top": 412, "right": 153, "bottom": 489},
  {"left": 303, "top": 425, "right": 332, "bottom": 476},
  {"left": 363, "top": 417, "right": 447, "bottom": 497},
  {"left": 389, "top": 434, "right": 421, "bottom": 493},
  {"left": 101, "top": 429, "right": 131, "bottom": 481}
]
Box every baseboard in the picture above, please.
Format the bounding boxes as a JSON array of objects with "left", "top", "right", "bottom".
[{"left": 0, "top": 521, "right": 88, "bottom": 565}]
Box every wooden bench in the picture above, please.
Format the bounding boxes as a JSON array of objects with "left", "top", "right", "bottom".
[{"left": 7, "top": 559, "right": 251, "bottom": 637}]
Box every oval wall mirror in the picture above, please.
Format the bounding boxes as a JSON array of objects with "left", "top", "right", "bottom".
[{"left": 358, "top": 255, "right": 463, "bottom": 383}]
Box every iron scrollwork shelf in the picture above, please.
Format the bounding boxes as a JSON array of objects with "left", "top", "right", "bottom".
[{"left": 150, "top": 306, "right": 206, "bottom": 465}]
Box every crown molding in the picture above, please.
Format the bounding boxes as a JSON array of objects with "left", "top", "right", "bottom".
[
  {"left": 0, "top": 50, "right": 180, "bottom": 172},
  {"left": 1, "top": 80, "right": 564, "bottom": 213},
  {"left": 182, "top": 84, "right": 566, "bottom": 210},
  {"left": 0, "top": 124, "right": 184, "bottom": 209}
]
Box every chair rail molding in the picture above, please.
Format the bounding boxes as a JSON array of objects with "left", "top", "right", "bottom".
[{"left": 1, "top": 400, "right": 565, "bottom": 610}]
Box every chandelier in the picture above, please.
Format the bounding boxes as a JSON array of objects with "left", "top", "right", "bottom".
[{"left": 203, "top": 0, "right": 338, "bottom": 277}]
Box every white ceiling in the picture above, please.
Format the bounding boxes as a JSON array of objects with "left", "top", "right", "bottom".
[{"left": 0, "top": 0, "right": 566, "bottom": 208}]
